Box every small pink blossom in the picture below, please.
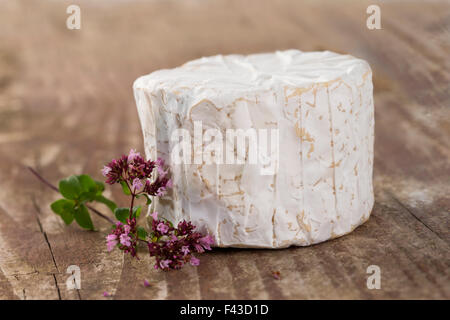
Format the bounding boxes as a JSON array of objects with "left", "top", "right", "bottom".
[
  {"left": 101, "top": 166, "right": 111, "bottom": 177},
  {"left": 272, "top": 271, "right": 281, "bottom": 280},
  {"left": 106, "top": 241, "right": 117, "bottom": 252},
  {"left": 160, "top": 259, "right": 171, "bottom": 269},
  {"left": 103, "top": 291, "right": 110, "bottom": 297},
  {"left": 181, "top": 246, "right": 190, "bottom": 256},
  {"left": 156, "top": 158, "right": 165, "bottom": 168},
  {"left": 106, "top": 234, "right": 117, "bottom": 241},
  {"left": 151, "top": 211, "right": 158, "bottom": 221},
  {"left": 106, "top": 234, "right": 118, "bottom": 251},
  {"left": 190, "top": 256, "right": 200, "bottom": 266},
  {"left": 199, "top": 235, "right": 215, "bottom": 251},
  {"left": 123, "top": 224, "right": 131, "bottom": 234},
  {"left": 143, "top": 280, "right": 150, "bottom": 287},
  {"left": 157, "top": 166, "right": 167, "bottom": 177},
  {"left": 157, "top": 222, "right": 169, "bottom": 234},
  {"left": 157, "top": 187, "right": 167, "bottom": 197},
  {"left": 132, "top": 178, "right": 143, "bottom": 191},
  {"left": 193, "top": 244, "right": 204, "bottom": 253},
  {"left": 128, "top": 149, "right": 140, "bottom": 163},
  {"left": 120, "top": 233, "right": 132, "bottom": 247}
]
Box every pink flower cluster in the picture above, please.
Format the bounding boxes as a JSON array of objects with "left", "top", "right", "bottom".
[
  {"left": 147, "top": 212, "right": 214, "bottom": 271},
  {"left": 143, "top": 158, "right": 173, "bottom": 196},
  {"left": 102, "top": 149, "right": 172, "bottom": 196},
  {"left": 103, "top": 149, "right": 213, "bottom": 271},
  {"left": 106, "top": 218, "right": 138, "bottom": 258}
]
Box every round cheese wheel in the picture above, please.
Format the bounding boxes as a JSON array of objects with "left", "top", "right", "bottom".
[{"left": 134, "top": 50, "right": 374, "bottom": 248}]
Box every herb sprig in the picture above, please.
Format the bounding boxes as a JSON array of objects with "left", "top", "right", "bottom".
[{"left": 29, "top": 149, "right": 214, "bottom": 271}]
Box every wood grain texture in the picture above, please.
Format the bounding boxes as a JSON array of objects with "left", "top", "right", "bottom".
[{"left": 0, "top": 0, "right": 448, "bottom": 299}]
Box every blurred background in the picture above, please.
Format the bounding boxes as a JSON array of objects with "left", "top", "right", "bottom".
[
  {"left": 0, "top": 0, "right": 448, "bottom": 299},
  {"left": 0, "top": 0, "right": 448, "bottom": 176}
]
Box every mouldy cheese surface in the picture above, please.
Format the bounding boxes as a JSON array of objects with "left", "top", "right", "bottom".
[{"left": 133, "top": 50, "right": 375, "bottom": 248}]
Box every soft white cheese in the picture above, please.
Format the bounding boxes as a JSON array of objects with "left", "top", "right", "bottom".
[{"left": 133, "top": 50, "right": 374, "bottom": 248}]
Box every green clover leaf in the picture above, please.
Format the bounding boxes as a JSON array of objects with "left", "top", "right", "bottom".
[
  {"left": 137, "top": 227, "right": 148, "bottom": 241},
  {"left": 95, "top": 195, "right": 117, "bottom": 213},
  {"left": 50, "top": 199, "right": 75, "bottom": 225},
  {"left": 132, "top": 206, "right": 142, "bottom": 219},
  {"left": 73, "top": 204, "right": 94, "bottom": 230},
  {"left": 114, "top": 207, "right": 129, "bottom": 223},
  {"left": 120, "top": 181, "right": 131, "bottom": 195},
  {"left": 59, "top": 176, "right": 82, "bottom": 200}
]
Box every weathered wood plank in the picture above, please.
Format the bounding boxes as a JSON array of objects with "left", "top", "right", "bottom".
[{"left": 0, "top": 0, "right": 448, "bottom": 299}]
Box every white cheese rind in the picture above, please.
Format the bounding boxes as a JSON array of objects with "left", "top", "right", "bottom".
[{"left": 133, "top": 50, "right": 374, "bottom": 248}]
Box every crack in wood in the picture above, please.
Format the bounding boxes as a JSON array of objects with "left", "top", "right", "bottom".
[
  {"left": 30, "top": 194, "right": 84, "bottom": 300},
  {"left": 389, "top": 193, "right": 446, "bottom": 243},
  {"left": 31, "top": 196, "right": 60, "bottom": 273},
  {"left": 10, "top": 271, "right": 39, "bottom": 277},
  {"left": 76, "top": 288, "right": 82, "bottom": 300},
  {"left": 31, "top": 195, "right": 63, "bottom": 299},
  {"left": 52, "top": 274, "right": 61, "bottom": 300}
]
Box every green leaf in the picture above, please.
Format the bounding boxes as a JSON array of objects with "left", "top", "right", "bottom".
[
  {"left": 95, "top": 195, "right": 117, "bottom": 213},
  {"left": 120, "top": 181, "right": 131, "bottom": 195},
  {"left": 75, "top": 175, "right": 100, "bottom": 203},
  {"left": 50, "top": 199, "right": 75, "bottom": 225},
  {"left": 59, "top": 209, "right": 75, "bottom": 225},
  {"left": 137, "top": 227, "right": 148, "bottom": 241},
  {"left": 94, "top": 181, "right": 105, "bottom": 194},
  {"left": 142, "top": 194, "right": 152, "bottom": 205},
  {"left": 132, "top": 206, "right": 142, "bottom": 219},
  {"left": 59, "top": 176, "right": 82, "bottom": 200},
  {"left": 78, "top": 192, "right": 96, "bottom": 203},
  {"left": 75, "top": 175, "right": 111, "bottom": 204},
  {"left": 73, "top": 204, "right": 94, "bottom": 230},
  {"left": 114, "top": 207, "right": 129, "bottom": 223},
  {"left": 50, "top": 198, "right": 73, "bottom": 214},
  {"left": 77, "top": 174, "right": 97, "bottom": 193}
]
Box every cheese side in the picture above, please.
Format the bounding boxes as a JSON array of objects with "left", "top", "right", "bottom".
[{"left": 133, "top": 50, "right": 374, "bottom": 248}]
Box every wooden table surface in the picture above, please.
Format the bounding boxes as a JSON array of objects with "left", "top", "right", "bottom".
[{"left": 0, "top": 0, "right": 448, "bottom": 300}]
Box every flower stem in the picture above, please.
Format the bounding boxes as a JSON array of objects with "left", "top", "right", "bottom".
[
  {"left": 129, "top": 193, "right": 135, "bottom": 220},
  {"left": 27, "top": 166, "right": 115, "bottom": 224},
  {"left": 87, "top": 205, "right": 115, "bottom": 224},
  {"left": 27, "top": 166, "right": 59, "bottom": 192}
]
